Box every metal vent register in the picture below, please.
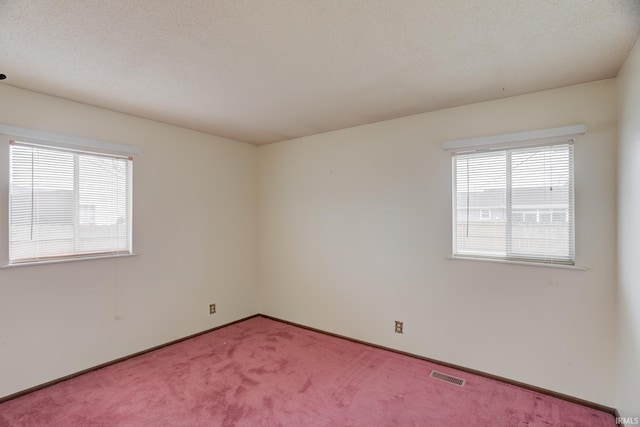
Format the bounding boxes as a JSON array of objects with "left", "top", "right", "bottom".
[{"left": 430, "top": 370, "right": 465, "bottom": 386}]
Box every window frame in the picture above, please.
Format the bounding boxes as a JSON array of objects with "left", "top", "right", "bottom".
[
  {"left": 450, "top": 141, "right": 576, "bottom": 267},
  {"left": 1, "top": 126, "right": 140, "bottom": 267}
]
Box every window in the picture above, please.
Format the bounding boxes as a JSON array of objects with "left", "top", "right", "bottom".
[
  {"left": 452, "top": 143, "right": 574, "bottom": 265},
  {"left": 9, "top": 140, "right": 132, "bottom": 263}
]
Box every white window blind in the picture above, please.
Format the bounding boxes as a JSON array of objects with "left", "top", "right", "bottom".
[
  {"left": 9, "top": 141, "right": 132, "bottom": 263},
  {"left": 452, "top": 142, "right": 574, "bottom": 265}
]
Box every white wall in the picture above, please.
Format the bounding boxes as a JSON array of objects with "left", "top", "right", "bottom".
[
  {"left": 258, "top": 79, "right": 618, "bottom": 405},
  {"left": 0, "top": 85, "right": 259, "bottom": 398},
  {"left": 617, "top": 39, "right": 640, "bottom": 420}
]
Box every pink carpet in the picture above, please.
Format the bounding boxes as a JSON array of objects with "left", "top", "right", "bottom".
[{"left": 0, "top": 316, "right": 615, "bottom": 426}]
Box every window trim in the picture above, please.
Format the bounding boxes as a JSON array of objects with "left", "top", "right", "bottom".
[
  {"left": 449, "top": 136, "right": 578, "bottom": 267},
  {"left": 1, "top": 252, "right": 139, "bottom": 269},
  {"left": 0, "top": 123, "right": 142, "bottom": 156},
  {"left": 442, "top": 124, "right": 586, "bottom": 152},
  {"left": 3, "top": 128, "right": 139, "bottom": 267},
  {"left": 446, "top": 255, "right": 586, "bottom": 270}
]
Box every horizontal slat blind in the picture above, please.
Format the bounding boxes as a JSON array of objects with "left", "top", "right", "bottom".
[
  {"left": 9, "top": 141, "right": 132, "bottom": 263},
  {"left": 453, "top": 143, "right": 574, "bottom": 264}
]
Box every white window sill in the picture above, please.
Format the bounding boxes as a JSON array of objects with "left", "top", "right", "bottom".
[
  {"left": 1, "top": 253, "right": 139, "bottom": 269},
  {"left": 447, "top": 256, "right": 587, "bottom": 270}
]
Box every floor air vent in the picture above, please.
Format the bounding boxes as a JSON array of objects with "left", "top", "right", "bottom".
[{"left": 430, "top": 370, "right": 465, "bottom": 386}]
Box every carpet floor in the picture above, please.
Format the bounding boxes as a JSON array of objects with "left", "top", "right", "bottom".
[{"left": 0, "top": 316, "right": 615, "bottom": 426}]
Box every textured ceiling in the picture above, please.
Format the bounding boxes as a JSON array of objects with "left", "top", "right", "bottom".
[{"left": 0, "top": 1, "right": 639, "bottom": 145}]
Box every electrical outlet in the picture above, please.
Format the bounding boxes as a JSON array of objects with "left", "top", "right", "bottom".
[
  {"left": 209, "top": 303, "right": 216, "bottom": 314},
  {"left": 395, "top": 320, "right": 403, "bottom": 334}
]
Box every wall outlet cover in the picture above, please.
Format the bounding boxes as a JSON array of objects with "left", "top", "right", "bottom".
[{"left": 395, "top": 321, "right": 403, "bottom": 334}]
